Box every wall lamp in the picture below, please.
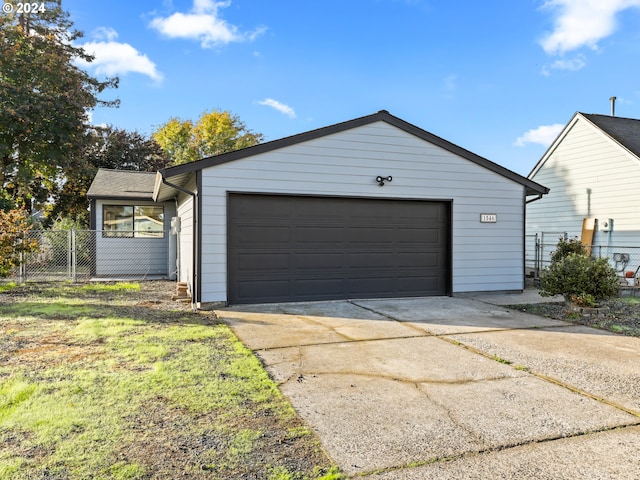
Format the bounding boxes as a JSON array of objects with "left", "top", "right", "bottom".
[{"left": 376, "top": 175, "right": 392, "bottom": 186}]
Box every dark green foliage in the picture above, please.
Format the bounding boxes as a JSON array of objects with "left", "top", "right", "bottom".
[
  {"left": 540, "top": 252, "right": 619, "bottom": 306},
  {"left": 550, "top": 237, "right": 588, "bottom": 263},
  {"left": 0, "top": 189, "right": 15, "bottom": 212},
  {"left": 48, "top": 126, "right": 171, "bottom": 226},
  {"left": 0, "top": 1, "right": 117, "bottom": 211}
]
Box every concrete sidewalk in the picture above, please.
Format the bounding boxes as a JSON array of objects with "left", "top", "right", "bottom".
[{"left": 215, "top": 295, "right": 640, "bottom": 478}]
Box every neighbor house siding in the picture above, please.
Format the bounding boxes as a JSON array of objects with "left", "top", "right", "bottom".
[
  {"left": 528, "top": 117, "right": 640, "bottom": 249},
  {"left": 94, "top": 199, "right": 175, "bottom": 277},
  {"left": 196, "top": 122, "right": 526, "bottom": 303}
]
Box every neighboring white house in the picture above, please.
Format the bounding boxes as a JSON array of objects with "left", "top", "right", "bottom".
[
  {"left": 527, "top": 112, "right": 640, "bottom": 272},
  {"left": 87, "top": 169, "right": 177, "bottom": 279},
  {"left": 149, "top": 110, "right": 547, "bottom": 306}
]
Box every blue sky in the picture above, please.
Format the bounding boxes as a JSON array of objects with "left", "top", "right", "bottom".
[{"left": 62, "top": 0, "right": 640, "bottom": 175}]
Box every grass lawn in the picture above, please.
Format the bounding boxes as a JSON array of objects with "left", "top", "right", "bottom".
[{"left": 0, "top": 282, "right": 340, "bottom": 480}]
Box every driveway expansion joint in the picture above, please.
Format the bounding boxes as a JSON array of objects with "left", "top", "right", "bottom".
[{"left": 354, "top": 423, "right": 640, "bottom": 478}]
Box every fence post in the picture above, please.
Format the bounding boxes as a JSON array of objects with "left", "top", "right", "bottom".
[
  {"left": 18, "top": 247, "right": 25, "bottom": 284},
  {"left": 67, "top": 230, "right": 72, "bottom": 280},
  {"left": 72, "top": 229, "right": 77, "bottom": 283}
]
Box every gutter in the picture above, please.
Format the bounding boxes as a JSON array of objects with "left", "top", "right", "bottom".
[
  {"left": 158, "top": 173, "right": 199, "bottom": 309},
  {"left": 526, "top": 194, "right": 544, "bottom": 204}
]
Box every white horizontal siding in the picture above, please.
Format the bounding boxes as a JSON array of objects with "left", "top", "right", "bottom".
[
  {"left": 96, "top": 239, "right": 169, "bottom": 275},
  {"left": 196, "top": 122, "right": 526, "bottom": 302},
  {"left": 527, "top": 116, "right": 640, "bottom": 253},
  {"left": 94, "top": 199, "right": 175, "bottom": 277},
  {"left": 175, "top": 175, "right": 197, "bottom": 288}
]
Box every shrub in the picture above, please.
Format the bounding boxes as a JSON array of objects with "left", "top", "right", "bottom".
[
  {"left": 550, "top": 237, "right": 587, "bottom": 263},
  {"left": 539, "top": 252, "right": 619, "bottom": 306}
]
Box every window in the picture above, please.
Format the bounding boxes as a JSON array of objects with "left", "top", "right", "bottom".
[{"left": 103, "top": 205, "right": 164, "bottom": 238}]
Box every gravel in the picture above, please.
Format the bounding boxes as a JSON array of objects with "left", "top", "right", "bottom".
[{"left": 507, "top": 299, "right": 640, "bottom": 337}]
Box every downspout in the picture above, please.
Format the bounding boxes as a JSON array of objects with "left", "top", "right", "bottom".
[
  {"left": 524, "top": 191, "right": 546, "bottom": 288},
  {"left": 159, "top": 175, "right": 199, "bottom": 309}
]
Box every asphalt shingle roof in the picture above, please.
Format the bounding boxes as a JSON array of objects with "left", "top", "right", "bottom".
[
  {"left": 582, "top": 113, "right": 640, "bottom": 159},
  {"left": 87, "top": 168, "right": 157, "bottom": 199}
]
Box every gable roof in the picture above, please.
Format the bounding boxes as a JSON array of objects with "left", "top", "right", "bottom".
[
  {"left": 87, "top": 168, "right": 157, "bottom": 200},
  {"left": 154, "top": 110, "right": 548, "bottom": 200},
  {"left": 529, "top": 112, "right": 640, "bottom": 178}
]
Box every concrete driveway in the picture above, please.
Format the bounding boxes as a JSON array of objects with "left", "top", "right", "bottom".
[{"left": 215, "top": 294, "right": 640, "bottom": 478}]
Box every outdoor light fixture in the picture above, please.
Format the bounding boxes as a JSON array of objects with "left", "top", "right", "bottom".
[{"left": 376, "top": 175, "right": 392, "bottom": 186}]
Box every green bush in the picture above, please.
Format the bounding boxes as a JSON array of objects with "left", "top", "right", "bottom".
[
  {"left": 539, "top": 252, "right": 619, "bottom": 306},
  {"left": 550, "top": 237, "right": 588, "bottom": 263}
]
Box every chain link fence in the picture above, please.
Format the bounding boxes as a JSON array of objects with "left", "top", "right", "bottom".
[
  {"left": 527, "top": 232, "right": 640, "bottom": 285},
  {"left": 3, "top": 229, "right": 171, "bottom": 283}
]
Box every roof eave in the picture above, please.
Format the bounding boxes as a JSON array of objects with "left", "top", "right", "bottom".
[{"left": 158, "top": 109, "right": 547, "bottom": 196}]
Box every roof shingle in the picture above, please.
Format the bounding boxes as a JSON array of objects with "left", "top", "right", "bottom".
[
  {"left": 87, "top": 169, "right": 157, "bottom": 199},
  {"left": 582, "top": 113, "right": 640, "bottom": 158}
]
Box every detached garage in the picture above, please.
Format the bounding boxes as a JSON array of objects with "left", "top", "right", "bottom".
[{"left": 152, "top": 110, "right": 548, "bottom": 306}]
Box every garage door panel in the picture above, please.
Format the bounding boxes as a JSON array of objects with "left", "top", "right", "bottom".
[
  {"left": 294, "top": 252, "right": 345, "bottom": 269},
  {"left": 396, "top": 275, "right": 444, "bottom": 295},
  {"left": 345, "top": 276, "right": 395, "bottom": 295},
  {"left": 236, "top": 253, "right": 290, "bottom": 272},
  {"left": 396, "top": 252, "right": 441, "bottom": 268},
  {"left": 349, "top": 205, "right": 397, "bottom": 220},
  {"left": 294, "top": 226, "right": 345, "bottom": 244},
  {"left": 293, "top": 278, "right": 346, "bottom": 298},
  {"left": 346, "top": 227, "right": 397, "bottom": 244},
  {"left": 233, "top": 225, "right": 290, "bottom": 245},
  {"left": 236, "top": 279, "right": 291, "bottom": 303},
  {"left": 230, "top": 195, "right": 291, "bottom": 219},
  {"left": 347, "top": 252, "right": 397, "bottom": 269},
  {"left": 397, "top": 228, "right": 442, "bottom": 245},
  {"left": 292, "top": 198, "right": 347, "bottom": 219},
  {"left": 228, "top": 194, "right": 450, "bottom": 304}
]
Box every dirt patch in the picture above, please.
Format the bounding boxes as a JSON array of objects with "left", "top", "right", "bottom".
[{"left": 116, "top": 396, "right": 330, "bottom": 479}]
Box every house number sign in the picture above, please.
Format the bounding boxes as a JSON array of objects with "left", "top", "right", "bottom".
[{"left": 480, "top": 214, "right": 497, "bottom": 223}]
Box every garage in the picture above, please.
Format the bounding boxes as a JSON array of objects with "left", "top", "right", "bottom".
[
  {"left": 228, "top": 193, "right": 450, "bottom": 304},
  {"left": 150, "top": 110, "right": 549, "bottom": 307}
]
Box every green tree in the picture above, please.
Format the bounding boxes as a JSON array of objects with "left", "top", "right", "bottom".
[
  {"left": 0, "top": 188, "right": 15, "bottom": 212},
  {"left": 48, "top": 126, "right": 172, "bottom": 226},
  {"left": 153, "top": 110, "right": 263, "bottom": 165},
  {"left": 0, "top": 208, "right": 39, "bottom": 277},
  {"left": 0, "top": 0, "right": 118, "bottom": 211}
]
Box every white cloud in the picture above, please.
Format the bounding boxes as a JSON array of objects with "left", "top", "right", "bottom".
[
  {"left": 150, "top": 0, "right": 266, "bottom": 48},
  {"left": 541, "top": 53, "right": 586, "bottom": 75},
  {"left": 550, "top": 55, "right": 586, "bottom": 71},
  {"left": 93, "top": 26, "right": 119, "bottom": 42},
  {"left": 514, "top": 123, "right": 564, "bottom": 147},
  {"left": 540, "top": 0, "right": 640, "bottom": 55},
  {"left": 78, "top": 29, "right": 162, "bottom": 82},
  {"left": 257, "top": 98, "right": 296, "bottom": 118}
]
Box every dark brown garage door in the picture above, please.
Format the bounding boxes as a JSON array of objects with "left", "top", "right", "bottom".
[{"left": 227, "top": 193, "right": 450, "bottom": 304}]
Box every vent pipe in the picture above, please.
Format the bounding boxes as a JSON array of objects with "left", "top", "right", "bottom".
[{"left": 610, "top": 96, "right": 617, "bottom": 117}]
